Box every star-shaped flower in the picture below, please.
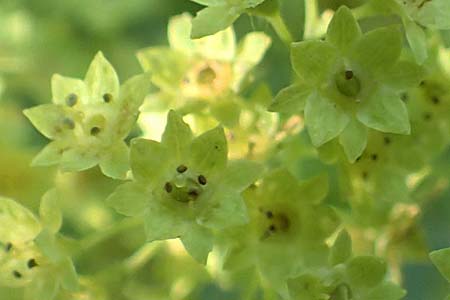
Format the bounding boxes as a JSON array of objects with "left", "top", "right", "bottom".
[
  {"left": 222, "top": 170, "right": 339, "bottom": 294},
  {"left": 137, "top": 13, "right": 270, "bottom": 130},
  {"left": 107, "top": 110, "right": 263, "bottom": 263},
  {"left": 0, "top": 191, "right": 78, "bottom": 300},
  {"left": 24, "top": 52, "right": 149, "bottom": 179},
  {"left": 269, "top": 6, "right": 423, "bottom": 163},
  {"left": 287, "top": 230, "right": 406, "bottom": 300}
]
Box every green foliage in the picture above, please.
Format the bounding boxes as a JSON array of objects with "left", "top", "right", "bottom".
[{"left": 1, "top": 1, "right": 449, "bottom": 299}]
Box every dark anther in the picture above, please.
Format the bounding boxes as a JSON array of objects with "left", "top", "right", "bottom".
[
  {"left": 423, "top": 113, "right": 432, "bottom": 121},
  {"left": 400, "top": 93, "right": 408, "bottom": 102},
  {"left": 66, "top": 93, "right": 78, "bottom": 107},
  {"left": 384, "top": 137, "right": 391, "bottom": 145},
  {"left": 27, "top": 259, "right": 38, "bottom": 269},
  {"left": 362, "top": 171, "right": 369, "bottom": 180},
  {"left": 176, "top": 165, "right": 188, "bottom": 173},
  {"left": 12, "top": 271, "right": 22, "bottom": 279},
  {"left": 371, "top": 154, "right": 378, "bottom": 161},
  {"left": 198, "top": 175, "right": 207, "bottom": 185},
  {"left": 164, "top": 182, "right": 173, "bottom": 193},
  {"left": 266, "top": 211, "right": 274, "bottom": 219},
  {"left": 419, "top": 80, "right": 426, "bottom": 86},
  {"left": 90, "top": 127, "right": 101, "bottom": 136},
  {"left": 5, "top": 242, "right": 12, "bottom": 252},
  {"left": 103, "top": 93, "right": 113, "bottom": 103},
  {"left": 355, "top": 156, "right": 362, "bottom": 162},
  {"left": 63, "top": 118, "right": 75, "bottom": 130},
  {"left": 431, "top": 96, "right": 440, "bottom": 105},
  {"left": 269, "top": 225, "right": 276, "bottom": 232},
  {"left": 345, "top": 70, "right": 354, "bottom": 80},
  {"left": 188, "top": 189, "right": 199, "bottom": 199}
]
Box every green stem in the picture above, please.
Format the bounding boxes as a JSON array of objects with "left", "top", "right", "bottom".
[{"left": 268, "top": 13, "right": 293, "bottom": 45}]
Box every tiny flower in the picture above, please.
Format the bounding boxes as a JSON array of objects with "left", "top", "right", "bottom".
[
  {"left": 288, "top": 230, "right": 406, "bottom": 300},
  {"left": 23, "top": 52, "right": 150, "bottom": 179},
  {"left": 222, "top": 170, "right": 339, "bottom": 293},
  {"left": 107, "top": 110, "right": 263, "bottom": 263},
  {"left": 137, "top": 13, "right": 271, "bottom": 132},
  {"left": 269, "top": 6, "right": 424, "bottom": 163},
  {"left": 0, "top": 191, "right": 78, "bottom": 300}
]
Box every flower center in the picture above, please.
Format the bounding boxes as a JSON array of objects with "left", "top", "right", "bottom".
[
  {"left": 259, "top": 209, "right": 291, "bottom": 240},
  {"left": 163, "top": 165, "right": 208, "bottom": 203},
  {"left": 335, "top": 70, "right": 361, "bottom": 97}
]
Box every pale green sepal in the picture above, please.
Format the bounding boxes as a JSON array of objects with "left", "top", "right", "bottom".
[
  {"left": 161, "top": 110, "right": 194, "bottom": 161},
  {"left": 404, "top": 18, "right": 428, "bottom": 64},
  {"left": 339, "top": 118, "right": 368, "bottom": 163},
  {"left": 116, "top": 73, "right": 151, "bottom": 139},
  {"left": 35, "top": 229, "right": 63, "bottom": 262},
  {"left": 220, "top": 160, "right": 264, "bottom": 192},
  {"left": 416, "top": 0, "right": 450, "bottom": 30},
  {"left": 189, "top": 126, "right": 228, "bottom": 176},
  {"left": 346, "top": 256, "right": 386, "bottom": 288},
  {"left": 191, "top": 6, "right": 241, "bottom": 39},
  {"left": 51, "top": 74, "right": 87, "bottom": 105},
  {"left": 197, "top": 189, "right": 248, "bottom": 230},
  {"left": 144, "top": 205, "right": 183, "bottom": 242},
  {"left": 350, "top": 26, "right": 402, "bottom": 76},
  {"left": 23, "top": 104, "right": 69, "bottom": 139},
  {"left": 0, "top": 197, "right": 41, "bottom": 243},
  {"left": 209, "top": 97, "right": 241, "bottom": 127},
  {"left": 317, "top": 140, "right": 340, "bottom": 164},
  {"left": 40, "top": 189, "right": 63, "bottom": 234},
  {"left": 297, "top": 173, "right": 329, "bottom": 205},
  {"left": 106, "top": 182, "right": 149, "bottom": 217},
  {"left": 291, "top": 40, "right": 338, "bottom": 85},
  {"left": 84, "top": 51, "right": 120, "bottom": 102},
  {"left": 130, "top": 139, "right": 170, "bottom": 184},
  {"left": 326, "top": 6, "right": 362, "bottom": 53},
  {"left": 136, "top": 47, "right": 187, "bottom": 91},
  {"left": 269, "top": 83, "right": 312, "bottom": 113},
  {"left": 356, "top": 87, "right": 410, "bottom": 134},
  {"left": 330, "top": 229, "right": 352, "bottom": 266},
  {"left": 58, "top": 258, "right": 79, "bottom": 291},
  {"left": 366, "top": 282, "right": 406, "bottom": 300},
  {"left": 31, "top": 141, "right": 67, "bottom": 167},
  {"left": 223, "top": 246, "right": 253, "bottom": 271},
  {"left": 190, "top": 0, "right": 226, "bottom": 6},
  {"left": 59, "top": 148, "right": 99, "bottom": 172},
  {"left": 304, "top": 92, "right": 350, "bottom": 147},
  {"left": 430, "top": 247, "right": 450, "bottom": 282},
  {"left": 99, "top": 141, "right": 130, "bottom": 180},
  {"left": 180, "top": 225, "right": 213, "bottom": 264},
  {"left": 382, "top": 60, "right": 423, "bottom": 91},
  {"left": 195, "top": 26, "right": 236, "bottom": 61},
  {"left": 24, "top": 275, "right": 58, "bottom": 300},
  {"left": 168, "top": 13, "right": 196, "bottom": 53}
]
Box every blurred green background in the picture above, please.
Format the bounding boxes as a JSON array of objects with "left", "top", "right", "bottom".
[{"left": 0, "top": 0, "right": 448, "bottom": 299}]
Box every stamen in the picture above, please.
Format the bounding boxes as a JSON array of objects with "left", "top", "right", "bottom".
[
  {"left": 164, "top": 182, "right": 173, "bottom": 193},
  {"left": 198, "top": 175, "right": 207, "bottom": 185},
  {"left": 345, "top": 70, "right": 354, "bottom": 80},
  {"left": 5, "top": 242, "right": 12, "bottom": 252},
  {"left": 62, "top": 118, "right": 75, "bottom": 130},
  {"left": 66, "top": 93, "right": 78, "bottom": 107},
  {"left": 188, "top": 189, "right": 199, "bottom": 199},
  {"left": 177, "top": 165, "right": 188, "bottom": 173},
  {"left": 371, "top": 154, "right": 378, "bottom": 161},
  {"left": 12, "top": 271, "right": 22, "bottom": 279},
  {"left": 103, "top": 93, "right": 113, "bottom": 103},
  {"left": 384, "top": 137, "right": 391, "bottom": 145},
  {"left": 266, "top": 211, "right": 273, "bottom": 218},
  {"left": 90, "top": 127, "right": 101, "bottom": 136},
  {"left": 27, "top": 259, "right": 38, "bottom": 269}
]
